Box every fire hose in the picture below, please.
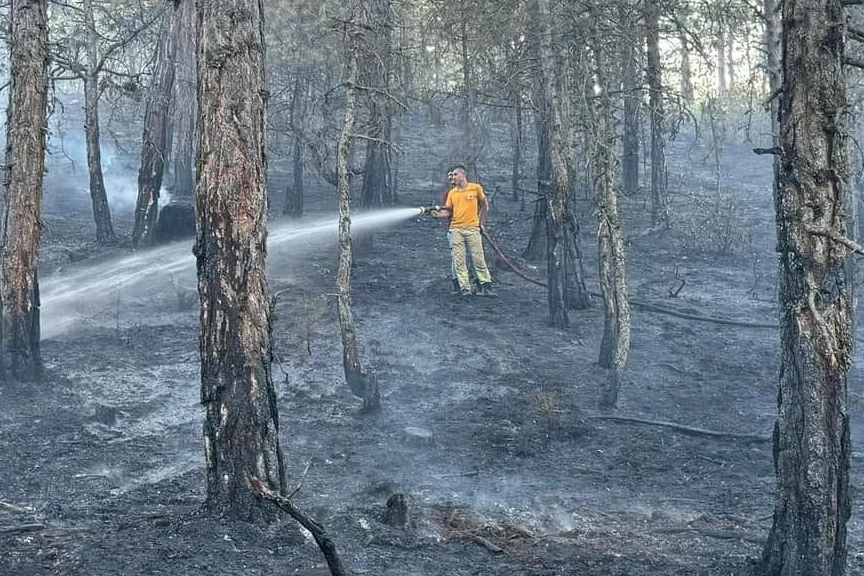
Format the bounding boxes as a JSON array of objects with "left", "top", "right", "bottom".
[
  {"left": 419, "top": 204, "right": 547, "bottom": 287},
  {"left": 419, "top": 205, "right": 775, "bottom": 329},
  {"left": 480, "top": 227, "right": 547, "bottom": 288}
]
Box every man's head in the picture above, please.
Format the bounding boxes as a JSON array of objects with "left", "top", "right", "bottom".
[{"left": 447, "top": 164, "right": 468, "bottom": 187}]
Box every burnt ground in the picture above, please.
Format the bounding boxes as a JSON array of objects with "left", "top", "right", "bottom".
[{"left": 3, "top": 115, "right": 864, "bottom": 576}]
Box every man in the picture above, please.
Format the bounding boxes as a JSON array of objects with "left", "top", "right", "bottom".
[
  {"left": 441, "top": 171, "right": 478, "bottom": 293},
  {"left": 433, "top": 165, "right": 496, "bottom": 297}
]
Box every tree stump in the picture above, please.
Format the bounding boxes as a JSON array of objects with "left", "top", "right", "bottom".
[
  {"left": 154, "top": 202, "right": 195, "bottom": 244},
  {"left": 383, "top": 493, "right": 409, "bottom": 527}
]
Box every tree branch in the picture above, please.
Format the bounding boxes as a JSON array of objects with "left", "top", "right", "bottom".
[
  {"left": 847, "top": 25, "right": 864, "bottom": 43},
  {"left": 804, "top": 224, "right": 864, "bottom": 254},
  {"left": 587, "top": 415, "right": 770, "bottom": 443},
  {"left": 247, "top": 476, "right": 347, "bottom": 576},
  {"left": 95, "top": 9, "right": 162, "bottom": 74},
  {"left": 843, "top": 56, "right": 864, "bottom": 69}
]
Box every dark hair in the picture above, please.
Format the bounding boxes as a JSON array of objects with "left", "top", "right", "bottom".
[{"left": 448, "top": 164, "right": 467, "bottom": 174}]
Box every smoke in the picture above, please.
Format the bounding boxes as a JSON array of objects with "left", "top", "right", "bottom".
[{"left": 47, "top": 102, "right": 141, "bottom": 217}]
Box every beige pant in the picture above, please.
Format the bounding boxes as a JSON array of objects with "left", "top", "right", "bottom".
[{"left": 450, "top": 227, "right": 491, "bottom": 290}]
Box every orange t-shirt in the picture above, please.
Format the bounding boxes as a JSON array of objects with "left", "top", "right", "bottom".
[{"left": 443, "top": 183, "right": 485, "bottom": 228}]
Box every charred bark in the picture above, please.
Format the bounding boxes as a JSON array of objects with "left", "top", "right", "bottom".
[
  {"left": 195, "top": 0, "right": 285, "bottom": 519},
  {"left": 171, "top": 0, "right": 196, "bottom": 200},
  {"left": 523, "top": 14, "right": 553, "bottom": 262},
  {"left": 680, "top": 33, "right": 694, "bottom": 104},
  {"left": 1, "top": 0, "right": 49, "bottom": 380},
  {"left": 761, "top": 0, "right": 852, "bottom": 571},
  {"left": 83, "top": 0, "right": 115, "bottom": 244},
  {"left": 591, "top": 36, "right": 631, "bottom": 408},
  {"left": 284, "top": 77, "right": 305, "bottom": 218},
  {"left": 337, "top": 41, "right": 380, "bottom": 414},
  {"left": 133, "top": 0, "right": 179, "bottom": 247},
  {"left": 357, "top": 0, "right": 394, "bottom": 250},
  {"left": 511, "top": 84, "right": 523, "bottom": 203},
  {"left": 534, "top": 0, "right": 570, "bottom": 328},
  {"left": 646, "top": 0, "right": 667, "bottom": 227},
  {"left": 621, "top": 6, "right": 641, "bottom": 196}
]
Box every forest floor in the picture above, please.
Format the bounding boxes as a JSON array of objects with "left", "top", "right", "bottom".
[{"left": 2, "top": 117, "right": 864, "bottom": 576}]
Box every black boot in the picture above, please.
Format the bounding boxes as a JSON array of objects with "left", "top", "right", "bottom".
[
  {"left": 451, "top": 279, "right": 461, "bottom": 293},
  {"left": 479, "top": 282, "right": 497, "bottom": 297}
]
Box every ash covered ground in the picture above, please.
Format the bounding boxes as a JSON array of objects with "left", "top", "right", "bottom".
[{"left": 2, "top": 113, "right": 864, "bottom": 576}]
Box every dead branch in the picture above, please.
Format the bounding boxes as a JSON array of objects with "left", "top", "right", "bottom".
[
  {"left": 472, "top": 534, "right": 503, "bottom": 553},
  {"left": 843, "top": 56, "right": 864, "bottom": 70},
  {"left": 668, "top": 266, "right": 685, "bottom": 297},
  {"left": 0, "top": 523, "right": 46, "bottom": 535},
  {"left": 753, "top": 146, "right": 781, "bottom": 155},
  {"left": 587, "top": 415, "right": 770, "bottom": 443},
  {"left": 625, "top": 298, "right": 777, "bottom": 329},
  {"left": 804, "top": 224, "right": 864, "bottom": 255},
  {"left": 0, "top": 500, "right": 32, "bottom": 514},
  {"left": 247, "top": 476, "right": 346, "bottom": 576},
  {"left": 287, "top": 461, "right": 313, "bottom": 499},
  {"left": 437, "top": 470, "right": 480, "bottom": 479},
  {"left": 653, "top": 526, "right": 765, "bottom": 545}
]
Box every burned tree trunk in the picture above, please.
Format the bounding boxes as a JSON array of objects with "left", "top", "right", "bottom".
[
  {"left": 522, "top": 0, "right": 553, "bottom": 262},
  {"left": 591, "top": 36, "right": 630, "bottom": 409},
  {"left": 646, "top": 0, "right": 667, "bottom": 227},
  {"left": 357, "top": 0, "right": 394, "bottom": 250},
  {"left": 1, "top": 0, "right": 49, "bottom": 380},
  {"left": 760, "top": 0, "right": 852, "bottom": 572},
  {"left": 337, "top": 41, "right": 380, "bottom": 413},
  {"left": 133, "top": 0, "right": 179, "bottom": 247},
  {"left": 83, "top": 0, "right": 115, "bottom": 244},
  {"left": 511, "top": 83, "right": 523, "bottom": 203},
  {"left": 195, "top": 0, "right": 285, "bottom": 518},
  {"left": 534, "top": 0, "right": 570, "bottom": 328},
  {"left": 522, "top": 128, "right": 550, "bottom": 261},
  {"left": 284, "top": 77, "right": 305, "bottom": 218},
  {"left": 679, "top": 33, "right": 694, "bottom": 104},
  {"left": 621, "top": 5, "right": 641, "bottom": 197},
  {"left": 171, "top": 0, "right": 196, "bottom": 200}
]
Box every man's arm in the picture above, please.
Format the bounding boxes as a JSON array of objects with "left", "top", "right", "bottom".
[{"left": 479, "top": 195, "right": 489, "bottom": 226}]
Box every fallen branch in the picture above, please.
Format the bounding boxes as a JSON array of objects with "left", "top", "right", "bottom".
[
  {"left": 0, "top": 500, "right": 32, "bottom": 514},
  {"left": 587, "top": 415, "right": 770, "bottom": 443},
  {"left": 437, "top": 470, "right": 480, "bottom": 479},
  {"left": 624, "top": 298, "right": 777, "bottom": 329},
  {"left": 247, "top": 476, "right": 346, "bottom": 576},
  {"left": 482, "top": 229, "right": 777, "bottom": 329},
  {"left": 654, "top": 526, "right": 765, "bottom": 545},
  {"left": 0, "top": 523, "right": 46, "bottom": 535},
  {"left": 472, "top": 534, "right": 503, "bottom": 553}
]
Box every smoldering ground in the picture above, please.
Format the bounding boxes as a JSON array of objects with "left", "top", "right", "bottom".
[{"left": 2, "top": 107, "right": 864, "bottom": 576}]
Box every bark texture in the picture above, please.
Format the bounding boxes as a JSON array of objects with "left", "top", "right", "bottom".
[
  {"left": 171, "top": 0, "right": 197, "bottom": 199},
  {"left": 592, "top": 39, "right": 630, "bottom": 408},
  {"left": 621, "top": 5, "right": 641, "bottom": 196},
  {"left": 337, "top": 42, "right": 380, "bottom": 413},
  {"left": 359, "top": 0, "right": 394, "bottom": 212},
  {"left": 1, "top": 0, "right": 49, "bottom": 380},
  {"left": 645, "top": 0, "right": 667, "bottom": 227},
  {"left": 761, "top": 0, "right": 852, "bottom": 572},
  {"left": 195, "top": 0, "right": 285, "bottom": 518},
  {"left": 133, "top": 0, "right": 180, "bottom": 247},
  {"left": 534, "top": 0, "right": 570, "bottom": 327},
  {"left": 283, "top": 77, "right": 305, "bottom": 218},
  {"left": 83, "top": 0, "right": 115, "bottom": 244}
]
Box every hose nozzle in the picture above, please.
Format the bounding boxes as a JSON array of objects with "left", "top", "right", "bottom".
[{"left": 419, "top": 205, "right": 441, "bottom": 216}]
